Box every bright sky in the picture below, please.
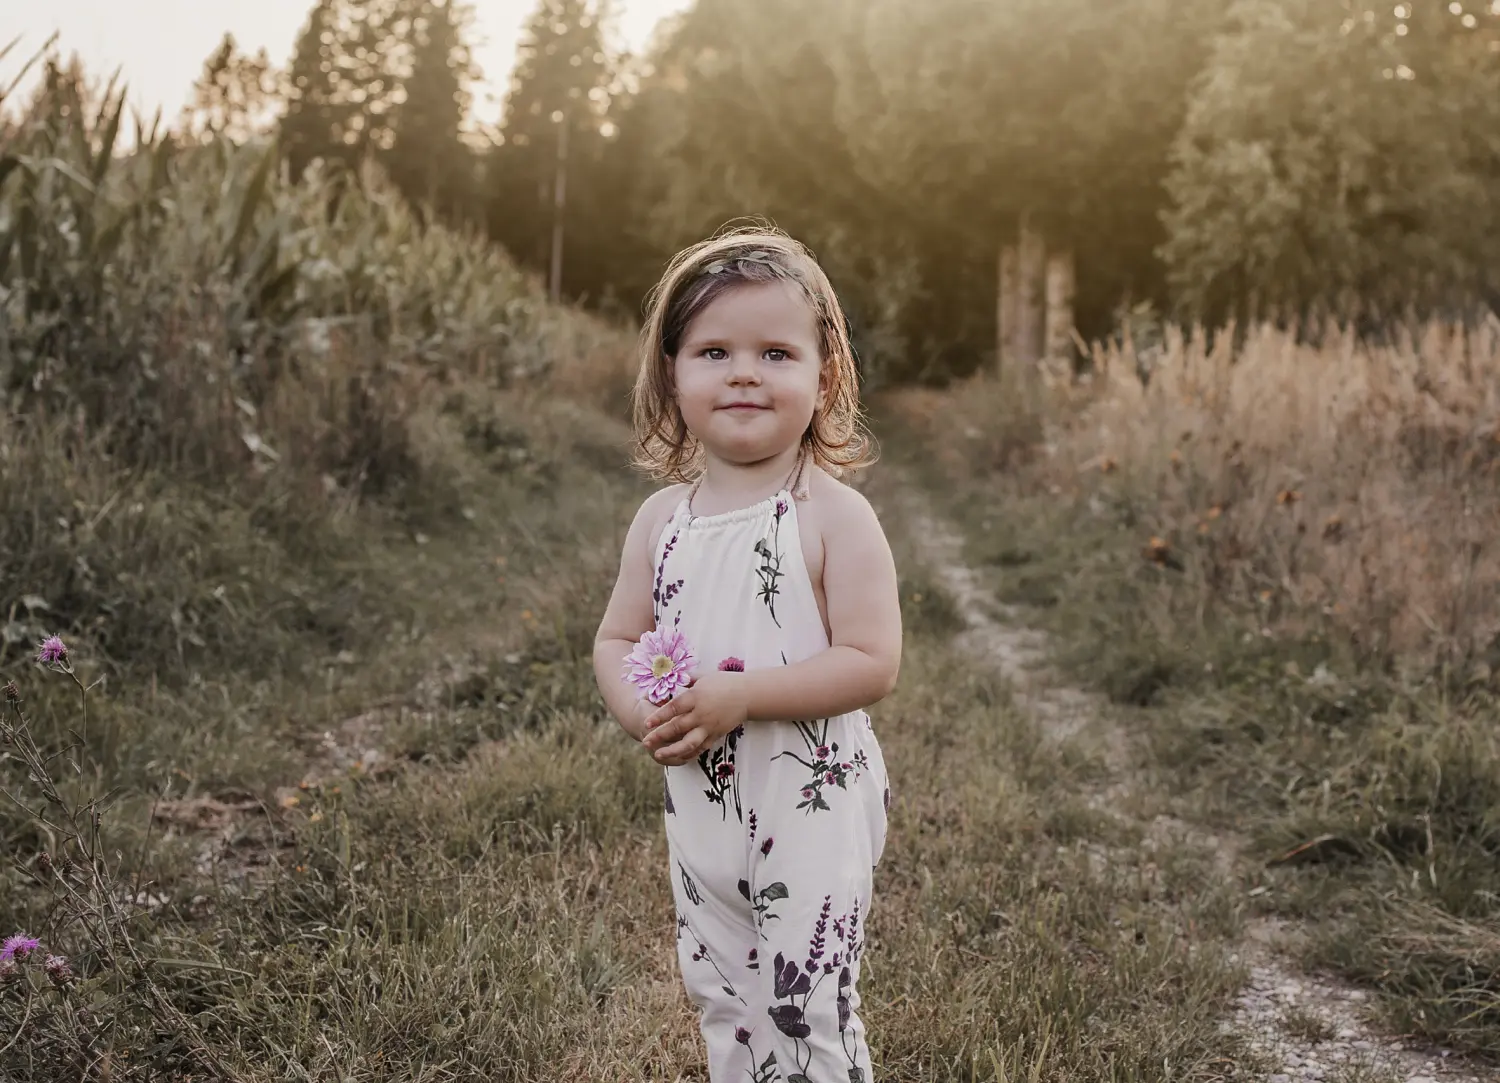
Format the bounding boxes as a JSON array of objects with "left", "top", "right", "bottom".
[{"left": 3, "top": 0, "right": 692, "bottom": 129}]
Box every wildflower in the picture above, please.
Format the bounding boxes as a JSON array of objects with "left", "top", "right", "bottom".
[
  {"left": 3, "top": 681, "right": 18, "bottom": 703},
  {"left": 44, "top": 954, "right": 73, "bottom": 986},
  {"left": 0, "top": 960, "right": 17, "bottom": 984},
  {"left": 36, "top": 853, "right": 52, "bottom": 877},
  {"left": 622, "top": 627, "right": 697, "bottom": 705},
  {"left": 1, "top": 935, "right": 40, "bottom": 961},
  {"left": 718, "top": 657, "right": 745, "bottom": 672},
  {"left": 35, "top": 635, "right": 68, "bottom": 665}
]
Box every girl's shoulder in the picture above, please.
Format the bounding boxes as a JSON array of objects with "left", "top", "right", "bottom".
[
  {"left": 798, "top": 467, "right": 885, "bottom": 543},
  {"left": 640, "top": 482, "right": 691, "bottom": 556}
]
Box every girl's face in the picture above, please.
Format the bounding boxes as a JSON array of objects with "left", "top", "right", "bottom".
[{"left": 672, "top": 281, "right": 826, "bottom": 469}]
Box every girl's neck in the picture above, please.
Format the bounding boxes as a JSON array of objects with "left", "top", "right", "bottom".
[{"left": 693, "top": 445, "right": 805, "bottom": 514}]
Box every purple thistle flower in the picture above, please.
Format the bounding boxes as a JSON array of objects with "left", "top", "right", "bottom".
[
  {"left": 1, "top": 935, "right": 40, "bottom": 961},
  {"left": 44, "top": 954, "right": 73, "bottom": 986},
  {"left": 718, "top": 656, "right": 745, "bottom": 672},
  {"left": 622, "top": 627, "right": 697, "bottom": 705},
  {"left": 35, "top": 636, "right": 67, "bottom": 665}
]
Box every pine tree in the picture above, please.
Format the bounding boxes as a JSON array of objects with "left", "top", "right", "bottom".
[
  {"left": 282, "top": 0, "right": 356, "bottom": 178},
  {"left": 486, "top": 0, "right": 612, "bottom": 290},
  {"left": 386, "top": 0, "right": 476, "bottom": 220},
  {"left": 181, "top": 34, "right": 279, "bottom": 145},
  {"left": 280, "top": 0, "right": 408, "bottom": 179}
]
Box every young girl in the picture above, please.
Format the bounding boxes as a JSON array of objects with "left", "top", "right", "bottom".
[{"left": 593, "top": 225, "right": 901, "bottom": 1082}]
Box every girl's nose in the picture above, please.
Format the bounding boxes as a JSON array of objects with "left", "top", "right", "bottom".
[{"left": 727, "top": 352, "right": 760, "bottom": 384}]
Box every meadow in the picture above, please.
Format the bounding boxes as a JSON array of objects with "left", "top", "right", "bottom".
[{"left": 4, "top": 61, "right": 1500, "bottom": 1083}]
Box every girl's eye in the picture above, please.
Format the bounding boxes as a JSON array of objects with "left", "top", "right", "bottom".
[
  {"left": 765, "top": 349, "right": 789, "bottom": 362},
  {"left": 704, "top": 347, "right": 728, "bottom": 360}
]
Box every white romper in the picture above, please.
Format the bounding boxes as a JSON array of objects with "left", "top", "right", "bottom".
[{"left": 651, "top": 469, "right": 890, "bottom": 1083}]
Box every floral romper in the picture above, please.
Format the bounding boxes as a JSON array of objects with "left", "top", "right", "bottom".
[{"left": 652, "top": 473, "right": 890, "bottom": 1083}]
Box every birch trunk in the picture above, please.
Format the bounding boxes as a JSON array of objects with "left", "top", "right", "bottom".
[
  {"left": 1016, "top": 216, "right": 1046, "bottom": 366},
  {"left": 997, "top": 242, "right": 1018, "bottom": 369},
  {"left": 1044, "top": 248, "right": 1076, "bottom": 366}
]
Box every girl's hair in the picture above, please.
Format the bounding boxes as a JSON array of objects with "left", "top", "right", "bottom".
[{"left": 630, "top": 222, "right": 876, "bottom": 483}]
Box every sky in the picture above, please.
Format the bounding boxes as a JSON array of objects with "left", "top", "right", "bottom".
[{"left": 3, "top": 0, "right": 692, "bottom": 129}]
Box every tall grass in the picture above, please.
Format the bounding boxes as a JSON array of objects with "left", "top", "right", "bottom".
[{"left": 888, "top": 318, "right": 1500, "bottom": 1058}]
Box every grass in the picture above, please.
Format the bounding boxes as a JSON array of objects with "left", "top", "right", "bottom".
[
  {"left": 880, "top": 324, "right": 1500, "bottom": 1065},
  {"left": 3, "top": 409, "right": 1266, "bottom": 1078}
]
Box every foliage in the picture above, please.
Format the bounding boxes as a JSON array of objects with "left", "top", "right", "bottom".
[
  {"left": 180, "top": 34, "right": 283, "bottom": 146},
  {"left": 1160, "top": 0, "right": 1500, "bottom": 324},
  {"left": 484, "top": 0, "right": 615, "bottom": 298}
]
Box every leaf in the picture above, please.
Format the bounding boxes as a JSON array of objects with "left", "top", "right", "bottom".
[
  {"left": 758, "top": 882, "right": 789, "bottom": 902},
  {"left": 721, "top": 985, "right": 736, "bottom": 997},
  {"left": 760, "top": 1051, "right": 778, "bottom": 1072},
  {"left": 787, "top": 1076, "right": 812, "bottom": 1083},
  {"left": 0, "top": 155, "right": 21, "bottom": 192},
  {"left": 91, "top": 88, "right": 125, "bottom": 188},
  {"left": 738, "top": 879, "right": 752, "bottom": 901}
]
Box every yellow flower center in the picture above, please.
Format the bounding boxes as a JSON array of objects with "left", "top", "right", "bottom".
[{"left": 651, "top": 655, "right": 675, "bottom": 679}]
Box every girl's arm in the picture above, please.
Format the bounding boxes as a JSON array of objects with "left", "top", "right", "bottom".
[
  {"left": 593, "top": 488, "right": 679, "bottom": 741},
  {"left": 643, "top": 485, "right": 902, "bottom": 764}
]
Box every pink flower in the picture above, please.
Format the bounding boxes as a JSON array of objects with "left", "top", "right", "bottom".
[
  {"left": 622, "top": 627, "right": 697, "bottom": 705},
  {"left": 718, "top": 657, "right": 745, "bottom": 672},
  {"left": 35, "top": 636, "right": 67, "bottom": 665},
  {"left": 1, "top": 934, "right": 39, "bottom": 961}
]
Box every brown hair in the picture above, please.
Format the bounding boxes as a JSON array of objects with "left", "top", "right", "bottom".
[{"left": 630, "top": 222, "right": 876, "bottom": 483}]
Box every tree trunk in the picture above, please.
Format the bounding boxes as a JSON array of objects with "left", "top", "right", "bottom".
[
  {"left": 1044, "top": 248, "right": 1076, "bottom": 366},
  {"left": 549, "top": 118, "right": 569, "bottom": 303},
  {"left": 1016, "top": 215, "right": 1046, "bottom": 366},
  {"left": 997, "top": 242, "right": 1018, "bottom": 370}
]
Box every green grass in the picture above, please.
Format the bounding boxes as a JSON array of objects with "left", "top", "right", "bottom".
[
  {"left": 0, "top": 395, "right": 1268, "bottom": 1079},
  {"left": 884, "top": 409, "right": 1500, "bottom": 1065}
]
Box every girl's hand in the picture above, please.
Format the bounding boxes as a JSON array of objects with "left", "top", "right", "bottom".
[{"left": 641, "top": 673, "right": 748, "bottom": 766}]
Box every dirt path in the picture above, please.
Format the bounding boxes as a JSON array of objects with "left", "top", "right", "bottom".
[{"left": 876, "top": 468, "right": 1494, "bottom": 1083}]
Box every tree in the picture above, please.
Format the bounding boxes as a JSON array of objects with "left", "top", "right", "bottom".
[
  {"left": 180, "top": 34, "right": 280, "bottom": 145},
  {"left": 280, "top": 0, "right": 409, "bottom": 179},
  {"left": 385, "top": 0, "right": 477, "bottom": 220},
  {"left": 1159, "top": 0, "right": 1500, "bottom": 324},
  {"left": 486, "top": 0, "right": 614, "bottom": 297}
]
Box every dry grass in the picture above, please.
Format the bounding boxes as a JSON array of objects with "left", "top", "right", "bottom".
[
  {"left": 1068, "top": 320, "right": 1500, "bottom": 671},
  {"left": 885, "top": 318, "right": 1500, "bottom": 1062}
]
